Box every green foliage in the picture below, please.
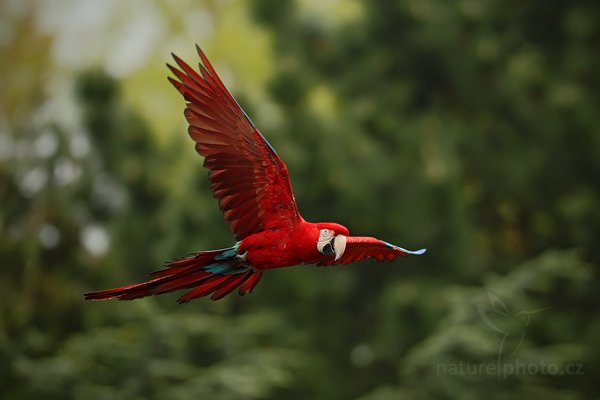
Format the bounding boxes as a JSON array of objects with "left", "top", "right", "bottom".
[
  {"left": 1, "top": 1, "right": 599, "bottom": 399},
  {"left": 17, "top": 309, "right": 307, "bottom": 400}
]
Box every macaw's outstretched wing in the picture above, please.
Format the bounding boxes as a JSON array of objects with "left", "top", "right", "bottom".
[
  {"left": 168, "top": 46, "right": 300, "bottom": 240},
  {"left": 318, "top": 236, "right": 426, "bottom": 266}
]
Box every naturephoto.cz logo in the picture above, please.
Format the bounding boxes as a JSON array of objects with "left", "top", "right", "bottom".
[
  {"left": 435, "top": 292, "right": 584, "bottom": 378},
  {"left": 436, "top": 358, "right": 584, "bottom": 378}
]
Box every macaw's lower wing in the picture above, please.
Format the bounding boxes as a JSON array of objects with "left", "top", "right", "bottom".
[{"left": 318, "top": 236, "right": 426, "bottom": 266}]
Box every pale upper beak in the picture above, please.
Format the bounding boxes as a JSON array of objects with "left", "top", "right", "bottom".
[{"left": 333, "top": 234, "right": 347, "bottom": 261}]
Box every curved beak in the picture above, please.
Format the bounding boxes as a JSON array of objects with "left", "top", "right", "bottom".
[{"left": 333, "top": 235, "right": 347, "bottom": 261}]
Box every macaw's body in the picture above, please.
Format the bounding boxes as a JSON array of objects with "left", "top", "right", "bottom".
[{"left": 84, "top": 46, "right": 425, "bottom": 304}]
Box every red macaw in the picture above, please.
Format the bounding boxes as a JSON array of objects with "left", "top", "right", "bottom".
[{"left": 84, "top": 46, "right": 425, "bottom": 303}]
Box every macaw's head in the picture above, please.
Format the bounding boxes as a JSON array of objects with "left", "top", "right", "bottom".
[{"left": 315, "top": 222, "right": 349, "bottom": 261}]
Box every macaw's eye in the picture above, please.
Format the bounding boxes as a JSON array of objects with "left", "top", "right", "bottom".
[{"left": 322, "top": 239, "right": 335, "bottom": 256}]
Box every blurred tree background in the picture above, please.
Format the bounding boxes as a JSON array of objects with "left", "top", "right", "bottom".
[{"left": 1, "top": 0, "right": 599, "bottom": 399}]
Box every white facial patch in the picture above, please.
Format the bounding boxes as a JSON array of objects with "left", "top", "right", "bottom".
[{"left": 317, "top": 229, "right": 335, "bottom": 254}]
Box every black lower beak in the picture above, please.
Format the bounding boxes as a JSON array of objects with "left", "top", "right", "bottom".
[{"left": 322, "top": 239, "right": 335, "bottom": 256}]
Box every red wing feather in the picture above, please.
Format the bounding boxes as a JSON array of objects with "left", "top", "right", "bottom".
[
  {"left": 319, "top": 236, "right": 426, "bottom": 266},
  {"left": 169, "top": 46, "right": 300, "bottom": 240},
  {"left": 238, "top": 271, "right": 263, "bottom": 295}
]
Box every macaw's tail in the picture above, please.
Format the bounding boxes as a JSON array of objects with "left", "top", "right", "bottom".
[{"left": 84, "top": 246, "right": 262, "bottom": 303}]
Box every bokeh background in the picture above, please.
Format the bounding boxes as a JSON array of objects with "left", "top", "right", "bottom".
[{"left": 1, "top": 0, "right": 599, "bottom": 399}]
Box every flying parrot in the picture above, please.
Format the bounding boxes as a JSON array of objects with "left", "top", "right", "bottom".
[{"left": 84, "top": 46, "right": 426, "bottom": 304}]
